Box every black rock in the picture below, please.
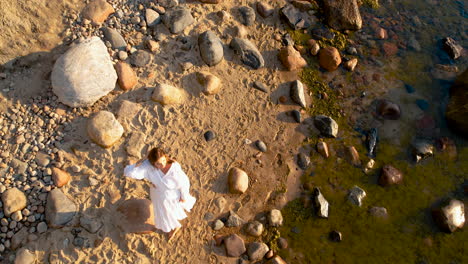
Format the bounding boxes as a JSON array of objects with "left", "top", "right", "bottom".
[
  {"left": 253, "top": 81, "right": 268, "bottom": 93},
  {"left": 230, "top": 38, "right": 264, "bottom": 69},
  {"left": 238, "top": 6, "right": 256, "bottom": 26},
  {"left": 204, "top": 130, "right": 215, "bottom": 141},
  {"left": 376, "top": 99, "right": 401, "bottom": 120},
  {"left": 73, "top": 236, "right": 85, "bottom": 247},
  {"left": 162, "top": 7, "right": 194, "bottom": 34},
  {"left": 442, "top": 37, "right": 463, "bottom": 60},
  {"left": 131, "top": 50, "right": 152, "bottom": 67},
  {"left": 329, "top": 231, "right": 342, "bottom": 242},
  {"left": 101, "top": 27, "right": 127, "bottom": 50},
  {"left": 198, "top": 31, "right": 224, "bottom": 66},
  {"left": 255, "top": 140, "right": 267, "bottom": 152},
  {"left": 314, "top": 115, "right": 338, "bottom": 138},
  {"left": 292, "top": 110, "right": 301, "bottom": 123},
  {"left": 297, "top": 153, "right": 310, "bottom": 170}
]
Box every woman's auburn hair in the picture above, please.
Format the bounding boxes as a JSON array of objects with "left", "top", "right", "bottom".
[{"left": 148, "top": 147, "right": 175, "bottom": 164}]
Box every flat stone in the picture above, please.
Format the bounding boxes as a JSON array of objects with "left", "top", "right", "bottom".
[
  {"left": 323, "top": 0, "right": 362, "bottom": 31},
  {"left": 126, "top": 132, "right": 146, "bottom": 158},
  {"left": 269, "top": 209, "right": 283, "bottom": 227},
  {"left": 290, "top": 80, "right": 306, "bottom": 107},
  {"left": 145, "top": 8, "right": 161, "bottom": 27},
  {"left": 279, "top": 45, "right": 307, "bottom": 71},
  {"left": 87, "top": 111, "right": 124, "bottom": 148},
  {"left": 198, "top": 31, "right": 224, "bottom": 66},
  {"left": 230, "top": 38, "right": 264, "bottom": 69},
  {"left": 116, "top": 100, "right": 141, "bottom": 124},
  {"left": 224, "top": 234, "right": 246, "bottom": 257},
  {"left": 51, "top": 37, "right": 117, "bottom": 107},
  {"left": 11, "top": 159, "right": 28, "bottom": 174},
  {"left": 238, "top": 6, "right": 256, "bottom": 26},
  {"left": 348, "top": 186, "right": 366, "bottom": 207},
  {"left": 247, "top": 242, "right": 269, "bottom": 261},
  {"left": 228, "top": 167, "right": 249, "bottom": 194},
  {"left": 52, "top": 167, "right": 71, "bottom": 188},
  {"left": 151, "top": 83, "right": 187, "bottom": 105},
  {"left": 81, "top": 0, "right": 115, "bottom": 25},
  {"left": 314, "top": 115, "right": 339, "bottom": 138},
  {"left": 196, "top": 71, "right": 222, "bottom": 95},
  {"left": 246, "top": 221, "right": 263, "bottom": 237},
  {"left": 2, "top": 188, "right": 27, "bottom": 217},
  {"left": 162, "top": 7, "right": 194, "bottom": 34},
  {"left": 117, "top": 198, "right": 155, "bottom": 234},
  {"left": 46, "top": 189, "right": 77, "bottom": 228},
  {"left": 130, "top": 50, "right": 152, "bottom": 67},
  {"left": 115, "top": 62, "right": 138, "bottom": 90},
  {"left": 101, "top": 27, "right": 127, "bottom": 50},
  {"left": 313, "top": 187, "right": 329, "bottom": 218}
]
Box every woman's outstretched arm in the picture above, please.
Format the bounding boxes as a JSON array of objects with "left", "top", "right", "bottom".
[{"left": 124, "top": 159, "right": 150, "bottom": 180}]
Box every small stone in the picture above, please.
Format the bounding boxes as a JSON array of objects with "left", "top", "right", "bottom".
[
  {"left": 310, "top": 42, "right": 320, "bottom": 56},
  {"left": 379, "top": 165, "right": 403, "bottom": 186},
  {"left": 151, "top": 83, "right": 187, "bottom": 106},
  {"left": 376, "top": 27, "right": 387, "bottom": 39},
  {"left": 115, "top": 62, "right": 138, "bottom": 91},
  {"left": 432, "top": 199, "right": 465, "bottom": 233},
  {"left": 316, "top": 141, "right": 329, "bottom": 158},
  {"left": 411, "top": 140, "right": 434, "bottom": 162},
  {"left": 196, "top": 71, "right": 222, "bottom": 95},
  {"left": 11, "top": 211, "right": 22, "bottom": 222},
  {"left": 238, "top": 6, "right": 256, "bottom": 26},
  {"left": 145, "top": 40, "right": 159, "bottom": 52},
  {"left": 253, "top": 82, "right": 268, "bottom": 93},
  {"left": 81, "top": 0, "right": 115, "bottom": 25},
  {"left": 228, "top": 167, "right": 249, "bottom": 194},
  {"left": 198, "top": 31, "right": 224, "bottom": 66},
  {"left": 257, "top": 2, "right": 274, "bottom": 18},
  {"left": 255, "top": 140, "right": 267, "bottom": 152},
  {"left": 278, "top": 45, "right": 307, "bottom": 71},
  {"left": 369, "top": 206, "right": 388, "bottom": 219},
  {"left": 246, "top": 221, "right": 264, "bottom": 237},
  {"left": 377, "top": 100, "right": 401, "bottom": 120},
  {"left": 224, "top": 234, "right": 246, "bottom": 257},
  {"left": 36, "top": 222, "right": 48, "bottom": 233},
  {"left": 118, "top": 51, "right": 128, "bottom": 61},
  {"left": 230, "top": 38, "right": 264, "bottom": 69},
  {"left": 329, "top": 230, "right": 342, "bottom": 242},
  {"left": 442, "top": 37, "right": 463, "bottom": 59},
  {"left": 319, "top": 46, "right": 342, "bottom": 71},
  {"left": 346, "top": 146, "right": 361, "bottom": 167},
  {"left": 292, "top": 110, "right": 301, "bottom": 123},
  {"left": 204, "top": 131, "right": 215, "bottom": 142},
  {"left": 214, "top": 197, "right": 226, "bottom": 212},
  {"left": 247, "top": 242, "right": 269, "bottom": 261},
  {"left": 130, "top": 50, "right": 152, "bottom": 67},
  {"left": 162, "top": 7, "right": 194, "bottom": 34},
  {"left": 343, "top": 58, "right": 358, "bottom": 71},
  {"left": 297, "top": 153, "right": 310, "bottom": 170},
  {"left": 101, "top": 27, "right": 127, "bottom": 50},
  {"left": 313, "top": 187, "right": 329, "bottom": 218},
  {"left": 348, "top": 186, "right": 366, "bottom": 207},
  {"left": 226, "top": 211, "right": 246, "bottom": 227},
  {"left": 280, "top": 4, "right": 314, "bottom": 29},
  {"left": 1, "top": 188, "right": 27, "bottom": 217},
  {"left": 87, "top": 111, "right": 124, "bottom": 148},
  {"left": 213, "top": 219, "right": 224, "bottom": 230},
  {"left": 314, "top": 115, "right": 339, "bottom": 138},
  {"left": 268, "top": 209, "right": 283, "bottom": 227},
  {"left": 145, "top": 8, "right": 161, "bottom": 27},
  {"left": 290, "top": 80, "right": 306, "bottom": 107}
]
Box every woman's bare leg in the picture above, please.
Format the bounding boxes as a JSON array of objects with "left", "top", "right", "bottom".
[{"left": 167, "top": 227, "right": 181, "bottom": 241}]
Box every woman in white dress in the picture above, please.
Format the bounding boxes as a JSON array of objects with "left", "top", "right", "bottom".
[{"left": 124, "top": 147, "right": 196, "bottom": 240}]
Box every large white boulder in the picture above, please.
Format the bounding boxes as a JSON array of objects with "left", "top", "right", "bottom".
[{"left": 51, "top": 37, "right": 117, "bottom": 107}]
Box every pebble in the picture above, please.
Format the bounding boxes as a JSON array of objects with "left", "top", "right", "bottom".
[
  {"left": 379, "top": 165, "right": 403, "bottom": 186},
  {"left": 316, "top": 141, "right": 329, "bottom": 158},
  {"left": 314, "top": 115, "right": 339, "bottom": 138},
  {"left": 257, "top": 2, "right": 274, "bottom": 18},
  {"left": 252, "top": 82, "right": 268, "bottom": 93},
  {"left": 369, "top": 206, "right": 388, "bottom": 219},
  {"left": 329, "top": 230, "right": 342, "bottom": 242},
  {"left": 268, "top": 209, "right": 283, "bottom": 227},
  {"left": 213, "top": 219, "right": 224, "bottom": 231},
  {"left": 101, "top": 27, "right": 127, "bottom": 50},
  {"left": 198, "top": 31, "right": 224, "bottom": 66},
  {"left": 297, "top": 153, "right": 310, "bottom": 170},
  {"left": 204, "top": 131, "right": 215, "bottom": 142},
  {"left": 145, "top": 8, "right": 161, "bottom": 27},
  {"left": 238, "top": 6, "right": 256, "bottom": 26},
  {"left": 348, "top": 186, "right": 366, "bottom": 207},
  {"left": 162, "top": 7, "right": 194, "bottom": 34},
  {"left": 255, "top": 140, "right": 267, "bottom": 152},
  {"left": 411, "top": 140, "right": 434, "bottom": 162},
  {"left": 278, "top": 45, "right": 307, "bottom": 71},
  {"left": 343, "top": 58, "right": 358, "bottom": 71},
  {"left": 246, "top": 221, "right": 264, "bottom": 237},
  {"left": 230, "top": 38, "right": 264, "bottom": 69},
  {"left": 377, "top": 99, "right": 401, "bottom": 120},
  {"left": 290, "top": 80, "right": 307, "bottom": 107},
  {"left": 319, "top": 46, "right": 342, "bottom": 71},
  {"left": 130, "top": 50, "right": 152, "bottom": 67}
]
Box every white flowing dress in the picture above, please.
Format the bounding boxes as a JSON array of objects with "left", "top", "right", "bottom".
[{"left": 124, "top": 160, "right": 196, "bottom": 233}]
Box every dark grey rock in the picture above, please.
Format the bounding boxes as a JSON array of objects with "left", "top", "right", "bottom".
[
  {"left": 348, "top": 186, "right": 366, "bottom": 207},
  {"left": 204, "top": 130, "right": 215, "bottom": 141},
  {"left": 238, "top": 6, "right": 256, "bottom": 26},
  {"left": 253, "top": 81, "right": 268, "bottom": 93},
  {"left": 280, "top": 4, "right": 314, "bottom": 29},
  {"left": 247, "top": 242, "right": 269, "bottom": 261},
  {"left": 162, "top": 7, "right": 194, "bottom": 34},
  {"left": 377, "top": 99, "right": 401, "bottom": 120},
  {"left": 313, "top": 187, "right": 329, "bottom": 218},
  {"left": 314, "top": 115, "right": 338, "bottom": 138},
  {"left": 101, "top": 27, "right": 127, "bottom": 50},
  {"left": 224, "top": 234, "right": 246, "bottom": 257},
  {"left": 255, "top": 140, "right": 267, "bottom": 152},
  {"left": 131, "top": 50, "right": 152, "bottom": 67},
  {"left": 297, "top": 153, "right": 310, "bottom": 170},
  {"left": 292, "top": 110, "right": 301, "bottom": 123},
  {"left": 198, "top": 31, "right": 224, "bottom": 66},
  {"left": 323, "top": 0, "right": 362, "bottom": 31},
  {"left": 290, "top": 80, "right": 306, "bottom": 107},
  {"left": 145, "top": 8, "right": 161, "bottom": 27},
  {"left": 329, "top": 230, "right": 342, "bottom": 242},
  {"left": 229, "top": 38, "right": 264, "bottom": 69},
  {"left": 226, "top": 211, "right": 246, "bottom": 227},
  {"left": 443, "top": 37, "right": 463, "bottom": 59},
  {"left": 45, "top": 189, "right": 77, "bottom": 228}
]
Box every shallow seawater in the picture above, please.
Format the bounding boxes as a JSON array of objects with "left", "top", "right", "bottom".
[{"left": 278, "top": 1, "right": 467, "bottom": 263}]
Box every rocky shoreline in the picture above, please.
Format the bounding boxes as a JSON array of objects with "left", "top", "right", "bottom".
[{"left": 0, "top": 0, "right": 466, "bottom": 263}]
